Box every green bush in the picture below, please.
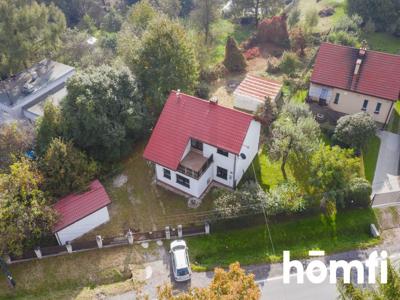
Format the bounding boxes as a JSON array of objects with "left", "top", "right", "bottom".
[
  {"left": 328, "top": 31, "right": 360, "bottom": 47},
  {"left": 345, "top": 177, "right": 372, "bottom": 208},
  {"left": 279, "top": 51, "right": 300, "bottom": 76}
]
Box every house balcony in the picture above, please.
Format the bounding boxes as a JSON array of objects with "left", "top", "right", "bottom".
[{"left": 177, "top": 150, "right": 213, "bottom": 180}]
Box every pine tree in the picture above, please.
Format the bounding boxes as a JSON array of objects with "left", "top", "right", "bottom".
[{"left": 223, "top": 36, "right": 247, "bottom": 73}]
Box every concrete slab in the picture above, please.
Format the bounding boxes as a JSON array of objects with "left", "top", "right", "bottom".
[{"left": 372, "top": 131, "right": 400, "bottom": 195}]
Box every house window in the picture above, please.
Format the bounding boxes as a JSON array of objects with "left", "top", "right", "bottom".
[
  {"left": 191, "top": 139, "right": 203, "bottom": 151},
  {"left": 163, "top": 168, "right": 171, "bottom": 180},
  {"left": 217, "top": 148, "right": 229, "bottom": 157},
  {"left": 176, "top": 174, "right": 190, "bottom": 188},
  {"left": 375, "top": 103, "right": 382, "bottom": 114},
  {"left": 334, "top": 93, "right": 340, "bottom": 104},
  {"left": 216, "top": 166, "right": 228, "bottom": 180},
  {"left": 362, "top": 100, "right": 368, "bottom": 111}
]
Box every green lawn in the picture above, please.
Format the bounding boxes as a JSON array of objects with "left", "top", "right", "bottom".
[
  {"left": 362, "top": 135, "right": 381, "bottom": 183},
  {"left": 188, "top": 208, "right": 380, "bottom": 270},
  {"left": 361, "top": 32, "right": 400, "bottom": 54},
  {"left": 253, "top": 148, "right": 291, "bottom": 190}
]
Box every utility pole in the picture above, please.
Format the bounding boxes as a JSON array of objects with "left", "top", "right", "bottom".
[{"left": 0, "top": 257, "right": 16, "bottom": 288}]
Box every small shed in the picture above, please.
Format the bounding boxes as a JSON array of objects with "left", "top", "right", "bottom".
[
  {"left": 53, "top": 180, "right": 111, "bottom": 245},
  {"left": 233, "top": 74, "right": 282, "bottom": 113}
]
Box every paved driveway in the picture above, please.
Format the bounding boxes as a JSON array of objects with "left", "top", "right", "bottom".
[{"left": 372, "top": 131, "right": 400, "bottom": 197}]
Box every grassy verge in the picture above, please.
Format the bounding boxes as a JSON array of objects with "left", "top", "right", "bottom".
[
  {"left": 0, "top": 244, "right": 158, "bottom": 300},
  {"left": 188, "top": 208, "right": 380, "bottom": 270},
  {"left": 386, "top": 101, "right": 400, "bottom": 134},
  {"left": 362, "top": 135, "right": 381, "bottom": 183}
]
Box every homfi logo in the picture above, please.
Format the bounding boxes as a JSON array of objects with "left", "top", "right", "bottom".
[{"left": 283, "top": 250, "right": 388, "bottom": 284}]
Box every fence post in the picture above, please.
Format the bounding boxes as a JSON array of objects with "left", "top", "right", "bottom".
[
  {"left": 127, "top": 230, "right": 134, "bottom": 245},
  {"left": 96, "top": 235, "right": 103, "bottom": 248},
  {"left": 65, "top": 242, "right": 73, "bottom": 253},
  {"left": 165, "top": 226, "right": 171, "bottom": 240},
  {"left": 205, "top": 222, "right": 210, "bottom": 235},
  {"left": 178, "top": 225, "right": 182, "bottom": 238},
  {"left": 34, "top": 247, "right": 42, "bottom": 259}
]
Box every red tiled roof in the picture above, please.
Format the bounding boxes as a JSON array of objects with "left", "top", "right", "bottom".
[
  {"left": 143, "top": 91, "right": 254, "bottom": 170},
  {"left": 234, "top": 74, "right": 282, "bottom": 102},
  {"left": 53, "top": 180, "right": 111, "bottom": 232},
  {"left": 311, "top": 43, "right": 400, "bottom": 101}
]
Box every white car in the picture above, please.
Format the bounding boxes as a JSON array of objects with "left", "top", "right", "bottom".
[{"left": 170, "top": 240, "right": 191, "bottom": 282}]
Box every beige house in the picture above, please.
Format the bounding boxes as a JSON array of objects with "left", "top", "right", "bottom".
[{"left": 309, "top": 43, "right": 400, "bottom": 126}]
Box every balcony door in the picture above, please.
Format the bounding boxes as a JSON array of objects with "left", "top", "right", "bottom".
[
  {"left": 319, "top": 88, "right": 329, "bottom": 106},
  {"left": 191, "top": 139, "right": 203, "bottom": 151}
]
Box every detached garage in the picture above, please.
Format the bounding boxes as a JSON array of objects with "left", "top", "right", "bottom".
[
  {"left": 233, "top": 74, "right": 282, "bottom": 113},
  {"left": 53, "top": 180, "right": 111, "bottom": 245}
]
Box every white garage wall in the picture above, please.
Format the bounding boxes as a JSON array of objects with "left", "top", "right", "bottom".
[{"left": 55, "top": 206, "right": 110, "bottom": 245}]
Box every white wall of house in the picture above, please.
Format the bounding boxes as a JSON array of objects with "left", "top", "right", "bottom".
[
  {"left": 55, "top": 206, "right": 110, "bottom": 245},
  {"left": 235, "top": 120, "right": 261, "bottom": 183},
  {"left": 203, "top": 143, "right": 235, "bottom": 187},
  {"left": 155, "top": 163, "right": 213, "bottom": 198},
  {"left": 309, "top": 83, "right": 394, "bottom": 123}
]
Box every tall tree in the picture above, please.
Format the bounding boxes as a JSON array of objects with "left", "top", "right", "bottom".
[
  {"left": 132, "top": 17, "right": 199, "bottom": 116},
  {"left": 0, "top": 158, "right": 56, "bottom": 256},
  {"left": 158, "top": 262, "right": 260, "bottom": 299},
  {"left": 0, "top": 0, "right": 66, "bottom": 78},
  {"left": 61, "top": 65, "right": 147, "bottom": 161},
  {"left": 190, "top": 0, "right": 220, "bottom": 43},
  {"left": 0, "top": 121, "right": 35, "bottom": 171},
  {"left": 223, "top": 36, "right": 247, "bottom": 73},
  {"left": 40, "top": 138, "right": 97, "bottom": 199},
  {"left": 268, "top": 103, "right": 320, "bottom": 180}
]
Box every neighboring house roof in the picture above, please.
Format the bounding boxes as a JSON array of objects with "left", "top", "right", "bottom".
[
  {"left": 234, "top": 74, "right": 282, "bottom": 102},
  {"left": 143, "top": 91, "right": 254, "bottom": 170},
  {"left": 53, "top": 180, "right": 111, "bottom": 232},
  {"left": 311, "top": 43, "right": 400, "bottom": 101}
]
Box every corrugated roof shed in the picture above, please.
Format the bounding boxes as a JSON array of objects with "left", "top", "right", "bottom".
[
  {"left": 53, "top": 180, "right": 111, "bottom": 232},
  {"left": 234, "top": 74, "right": 282, "bottom": 102}
]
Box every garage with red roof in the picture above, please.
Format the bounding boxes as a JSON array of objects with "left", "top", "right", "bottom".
[{"left": 53, "top": 180, "right": 111, "bottom": 245}]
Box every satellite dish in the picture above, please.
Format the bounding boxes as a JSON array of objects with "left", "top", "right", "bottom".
[{"left": 240, "top": 153, "right": 246, "bottom": 159}]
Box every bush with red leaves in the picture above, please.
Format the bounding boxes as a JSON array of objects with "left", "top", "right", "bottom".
[
  {"left": 256, "top": 14, "right": 290, "bottom": 48},
  {"left": 243, "top": 47, "right": 261, "bottom": 60}
]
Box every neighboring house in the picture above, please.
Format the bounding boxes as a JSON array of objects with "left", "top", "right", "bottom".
[
  {"left": 143, "top": 91, "right": 261, "bottom": 199},
  {"left": 233, "top": 74, "right": 282, "bottom": 113},
  {"left": 0, "top": 59, "right": 74, "bottom": 121},
  {"left": 53, "top": 180, "right": 111, "bottom": 245},
  {"left": 309, "top": 43, "right": 400, "bottom": 126}
]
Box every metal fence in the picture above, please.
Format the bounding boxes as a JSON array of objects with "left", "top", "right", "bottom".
[{"left": 6, "top": 224, "right": 209, "bottom": 264}]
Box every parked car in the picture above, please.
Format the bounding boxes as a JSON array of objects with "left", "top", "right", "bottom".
[{"left": 170, "top": 240, "right": 191, "bottom": 282}]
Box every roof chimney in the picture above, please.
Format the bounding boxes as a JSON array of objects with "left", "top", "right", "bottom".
[
  {"left": 176, "top": 89, "right": 181, "bottom": 100},
  {"left": 209, "top": 96, "right": 218, "bottom": 104},
  {"left": 354, "top": 58, "right": 362, "bottom": 75}
]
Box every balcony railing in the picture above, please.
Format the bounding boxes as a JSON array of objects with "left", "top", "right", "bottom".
[{"left": 178, "top": 154, "right": 213, "bottom": 180}]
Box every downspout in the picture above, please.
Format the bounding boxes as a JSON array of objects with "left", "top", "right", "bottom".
[
  {"left": 383, "top": 100, "right": 395, "bottom": 130},
  {"left": 233, "top": 154, "right": 237, "bottom": 189}
]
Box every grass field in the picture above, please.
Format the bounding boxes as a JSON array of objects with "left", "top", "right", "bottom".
[
  {"left": 188, "top": 208, "right": 380, "bottom": 270},
  {"left": 0, "top": 243, "right": 160, "bottom": 300},
  {"left": 387, "top": 101, "right": 400, "bottom": 134},
  {"left": 362, "top": 135, "right": 381, "bottom": 183},
  {"left": 362, "top": 32, "right": 400, "bottom": 55}
]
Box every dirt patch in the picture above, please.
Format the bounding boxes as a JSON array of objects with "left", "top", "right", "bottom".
[{"left": 113, "top": 174, "right": 128, "bottom": 188}]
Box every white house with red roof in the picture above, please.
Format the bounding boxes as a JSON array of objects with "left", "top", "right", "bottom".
[
  {"left": 143, "top": 91, "right": 261, "bottom": 198},
  {"left": 53, "top": 180, "right": 111, "bottom": 245},
  {"left": 233, "top": 74, "right": 282, "bottom": 113},
  {"left": 309, "top": 43, "right": 400, "bottom": 125}
]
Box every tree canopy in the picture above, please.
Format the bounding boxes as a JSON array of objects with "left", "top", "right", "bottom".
[
  {"left": 132, "top": 17, "right": 199, "bottom": 116},
  {"left": 223, "top": 36, "right": 247, "bottom": 73},
  {"left": 0, "top": 158, "right": 56, "bottom": 256},
  {"left": 0, "top": 0, "right": 66, "bottom": 78},
  {"left": 40, "top": 138, "right": 97, "bottom": 199},
  {"left": 61, "top": 65, "right": 147, "bottom": 161}
]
